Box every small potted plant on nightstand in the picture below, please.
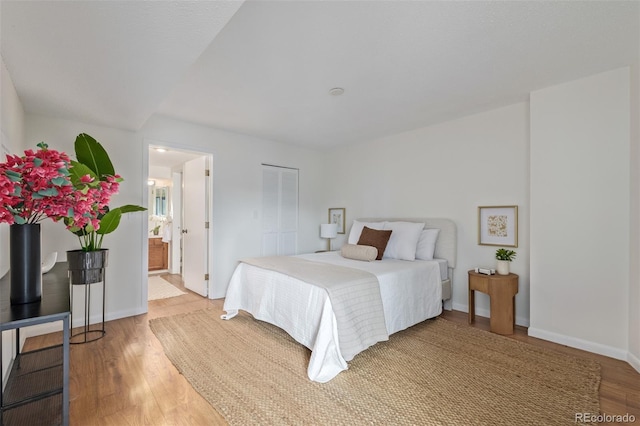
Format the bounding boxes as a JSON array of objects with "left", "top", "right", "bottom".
[{"left": 495, "top": 248, "right": 516, "bottom": 275}]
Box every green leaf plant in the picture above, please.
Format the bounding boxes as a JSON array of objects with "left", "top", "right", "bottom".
[
  {"left": 64, "top": 133, "right": 146, "bottom": 251},
  {"left": 495, "top": 248, "right": 517, "bottom": 262}
]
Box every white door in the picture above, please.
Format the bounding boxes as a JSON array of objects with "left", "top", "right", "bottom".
[
  {"left": 170, "top": 171, "right": 182, "bottom": 274},
  {"left": 262, "top": 165, "right": 298, "bottom": 256},
  {"left": 182, "top": 156, "right": 208, "bottom": 296}
]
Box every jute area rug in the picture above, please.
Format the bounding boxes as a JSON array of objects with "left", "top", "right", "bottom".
[
  {"left": 149, "top": 309, "right": 601, "bottom": 425},
  {"left": 148, "top": 276, "right": 186, "bottom": 301}
]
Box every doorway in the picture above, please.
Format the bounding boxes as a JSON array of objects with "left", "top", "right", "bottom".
[{"left": 146, "top": 144, "right": 212, "bottom": 303}]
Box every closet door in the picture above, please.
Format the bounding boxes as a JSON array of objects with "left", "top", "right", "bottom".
[{"left": 262, "top": 165, "right": 298, "bottom": 256}]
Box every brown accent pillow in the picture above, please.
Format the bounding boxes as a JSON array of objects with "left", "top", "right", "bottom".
[{"left": 357, "top": 227, "right": 392, "bottom": 260}]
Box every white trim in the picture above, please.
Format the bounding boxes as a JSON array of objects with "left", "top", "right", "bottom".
[
  {"left": 21, "top": 307, "right": 144, "bottom": 339},
  {"left": 206, "top": 153, "right": 214, "bottom": 299},
  {"left": 141, "top": 140, "right": 150, "bottom": 312},
  {"left": 628, "top": 351, "right": 640, "bottom": 374},
  {"left": 143, "top": 138, "right": 216, "bottom": 300},
  {"left": 452, "top": 302, "right": 467, "bottom": 314},
  {"left": 528, "top": 327, "right": 628, "bottom": 361},
  {"left": 2, "top": 357, "right": 14, "bottom": 391},
  {"left": 452, "top": 302, "right": 530, "bottom": 327},
  {"left": 21, "top": 322, "right": 63, "bottom": 338}
]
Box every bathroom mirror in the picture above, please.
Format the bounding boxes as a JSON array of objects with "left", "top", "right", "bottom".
[
  {"left": 148, "top": 184, "right": 169, "bottom": 218},
  {"left": 153, "top": 186, "right": 168, "bottom": 217}
]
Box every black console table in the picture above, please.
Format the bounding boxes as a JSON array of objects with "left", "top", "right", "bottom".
[{"left": 1, "top": 262, "right": 70, "bottom": 426}]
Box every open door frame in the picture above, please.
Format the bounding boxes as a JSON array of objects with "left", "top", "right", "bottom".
[{"left": 142, "top": 139, "right": 215, "bottom": 312}]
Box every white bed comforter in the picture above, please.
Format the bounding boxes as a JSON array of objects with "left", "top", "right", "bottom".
[{"left": 222, "top": 251, "right": 442, "bottom": 382}]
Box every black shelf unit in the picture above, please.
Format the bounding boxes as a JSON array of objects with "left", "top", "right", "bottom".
[{"left": 1, "top": 263, "right": 70, "bottom": 426}]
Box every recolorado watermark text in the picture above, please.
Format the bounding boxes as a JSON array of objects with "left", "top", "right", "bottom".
[{"left": 575, "top": 413, "right": 636, "bottom": 423}]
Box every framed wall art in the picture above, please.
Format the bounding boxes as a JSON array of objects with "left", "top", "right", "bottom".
[
  {"left": 328, "top": 208, "right": 346, "bottom": 234},
  {"left": 478, "top": 205, "right": 518, "bottom": 247}
]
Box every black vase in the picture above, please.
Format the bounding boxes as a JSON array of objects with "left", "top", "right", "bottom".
[{"left": 10, "top": 223, "right": 42, "bottom": 304}]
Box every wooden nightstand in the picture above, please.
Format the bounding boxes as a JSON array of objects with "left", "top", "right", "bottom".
[{"left": 468, "top": 270, "right": 519, "bottom": 335}]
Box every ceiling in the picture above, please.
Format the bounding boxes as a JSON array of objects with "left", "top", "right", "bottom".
[
  {"left": 1, "top": 1, "right": 638, "bottom": 150},
  {"left": 148, "top": 146, "right": 203, "bottom": 171}
]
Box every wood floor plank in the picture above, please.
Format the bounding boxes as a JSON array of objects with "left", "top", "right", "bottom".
[
  {"left": 20, "top": 274, "right": 640, "bottom": 424},
  {"left": 440, "top": 309, "right": 640, "bottom": 422}
]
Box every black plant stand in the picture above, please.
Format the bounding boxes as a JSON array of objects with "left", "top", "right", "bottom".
[{"left": 69, "top": 268, "right": 106, "bottom": 344}]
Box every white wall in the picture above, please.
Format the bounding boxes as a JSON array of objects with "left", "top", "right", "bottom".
[
  {"left": 529, "top": 67, "right": 632, "bottom": 360},
  {"left": 141, "top": 115, "right": 327, "bottom": 298},
  {"left": 24, "top": 115, "right": 147, "bottom": 324},
  {"left": 1, "top": 55, "right": 25, "bottom": 387},
  {"left": 628, "top": 63, "right": 640, "bottom": 371},
  {"left": 325, "top": 102, "right": 531, "bottom": 325},
  {"left": 1, "top": 57, "right": 25, "bottom": 276},
  {"left": 21, "top": 113, "right": 327, "bottom": 323}
]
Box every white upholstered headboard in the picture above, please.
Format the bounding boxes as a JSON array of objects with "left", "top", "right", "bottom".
[{"left": 355, "top": 218, "right": 457, "bottom": 269}]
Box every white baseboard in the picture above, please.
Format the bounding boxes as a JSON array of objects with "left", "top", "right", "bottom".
[
  {"left": 2, "top": 357, "right": 13, "bottom": 392},
  {"left": 443, "top": 299, "right": 452, "bottom": 311},
  {"left": 628, "top": 350, "right": 640, "bottom": 374},
  {"left": 451, "top": 302, "right": 530, "bottom": 327},
  {"left": 452, "top": 302, "right": 467, "bottom": 314},
  {"left": 527, "top": 327, "right": 628, "bottom": 361},
  {"left": 21, "top": 306, "right": 146, "bottom": 339},
  {"left": 21, "top": 322, "right": 62, "bottom": 338},
  {"left": 108, "top": 306, "right": 147, "bottom": 322}
]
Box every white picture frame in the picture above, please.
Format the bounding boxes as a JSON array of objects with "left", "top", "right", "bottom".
[
  {"left": 478, "top": 205, "right": 518, "bottom": 247},
  {"left": 328, "top": 208, "right": 346, "bottom": 234}
]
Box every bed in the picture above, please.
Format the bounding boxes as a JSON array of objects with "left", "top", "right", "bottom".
[{"left": 222, "top": 218, "right": 457, "bottom": 382}]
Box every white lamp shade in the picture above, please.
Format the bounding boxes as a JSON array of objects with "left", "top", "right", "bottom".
[{"left": 320, "top": 223, "right": 338, "bottom": 239}]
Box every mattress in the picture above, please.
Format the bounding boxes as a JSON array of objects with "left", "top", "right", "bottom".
[
  {"left": 434, "top": 258, "right": 449, "bottom": 281},
  {"left": 298, "top": 252, "right": 444, "bottom": 333},
  {"left": 223, "top": 251, "right": 443, "bottom": 382}
]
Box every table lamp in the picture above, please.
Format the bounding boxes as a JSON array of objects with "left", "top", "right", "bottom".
[{"left": 320, "top": 223, "right": 338, "bottom": 251}]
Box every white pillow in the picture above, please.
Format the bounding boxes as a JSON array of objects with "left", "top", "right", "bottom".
[
  {"left": 382, "top": 221, "right": 425, "bottom": 261},
  {"left": 340, "top": 244, "right": 378, "bottom": 262},
  {"left": 415, "top": 229, "right": 440, "bottom": 260},
  {"left": 347, "top": 220, "right": 386, "bottom": 244}
]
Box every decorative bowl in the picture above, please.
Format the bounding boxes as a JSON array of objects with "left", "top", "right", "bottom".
[{"left": 42, "top": 252, "right": 58, "bottom": 274}]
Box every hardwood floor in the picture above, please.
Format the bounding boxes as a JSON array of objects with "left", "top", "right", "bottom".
[
  {"left": 22, "top": 275, "right": 640, "bottom": 425},
  {"left": 440, "top": 310, "right": 640, "bottom": 425},
  {"left": 24, "top": 274, "right": 225, "bottom": 426}
]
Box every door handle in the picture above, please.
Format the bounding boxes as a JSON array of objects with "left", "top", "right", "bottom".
[{"left": 182, "top": 229, "right": 188, "bottom": 234}]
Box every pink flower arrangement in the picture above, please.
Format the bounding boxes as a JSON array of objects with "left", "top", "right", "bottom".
[
  {"left": 66, "top": 173, "right": 121, "bottom": 231},
  {"left": 0, "top": 171, "right": 19, "bottom": 223},
  {"left": 0, "top": 142, "right": 81, "bottom": 225},
  {"left": 1, "top": 134, "right": 145, "bottom": 251},
  {"left": 64, "top": 172, "right": 124, "bottom": 250}
]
